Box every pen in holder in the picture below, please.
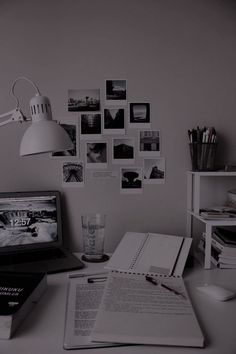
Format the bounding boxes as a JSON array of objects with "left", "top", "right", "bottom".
[{"left": 189, "top": 142, "right": 218, "bottom": 171}]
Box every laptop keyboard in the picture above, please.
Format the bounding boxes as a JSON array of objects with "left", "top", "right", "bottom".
[{"left": 0, "top": 248, "right": 66, "bottom": 266}]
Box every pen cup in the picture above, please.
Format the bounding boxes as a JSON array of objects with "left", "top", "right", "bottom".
[
  {"left": 189, "top": 143, "right": 217, "bottom": 171},
  {"left": 81, "top": 214, "right": 109, "bottom": 263}
]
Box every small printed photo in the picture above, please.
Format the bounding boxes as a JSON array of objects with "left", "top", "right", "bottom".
[
  {"left": 129, "top": 103, "right": 151, "bottom": 128},
  {"left": 105, "top": 79, "right": 127, "bottom": 105},
  {"left": 139, "top": 130, "right": 160, "bottom": 156},
  {"left": 86, "top": 142, "right": 108, "bottom": 169},
  {"left": 120, "top": 167, "right": 143, "bottom": 194},
  {"left": 52, "top": 119, "right": 78, "bottom": 158},
  {"left": 62, "top": 161, "right": 84, "bottom": 187},
  {"left": 112, "top": 138, "right": 135, "bottom": 164},
  {"left": 80, "top": 113, "right": 102, "bottom": 140},
  {"left": 103, "top": 108, "right": 125, "bottom": 135},
  {"left": 143, "top": 157, "right": 165, "bottom": 184},
  {"left": 68, "top": 89, "right": 100, "bottom": 112}
]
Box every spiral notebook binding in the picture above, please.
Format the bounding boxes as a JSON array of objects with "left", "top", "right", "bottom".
[
  {"left": 111, "top": 269, "right": 180, "bottom": 278},
  {"left": 129, "top": 233, "right": 149, "bottom": 270}
]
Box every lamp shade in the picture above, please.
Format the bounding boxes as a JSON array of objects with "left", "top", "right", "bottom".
[
  {"left": 20, "top": 120, "right": 73, "bottom": 156},
  {"left": 19, "top": 93, "right": 73, "bottom": 156}
]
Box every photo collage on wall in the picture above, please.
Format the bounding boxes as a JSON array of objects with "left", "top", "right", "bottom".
[{"left": 55, "top": 80, "right": 165, "bottom": 193}]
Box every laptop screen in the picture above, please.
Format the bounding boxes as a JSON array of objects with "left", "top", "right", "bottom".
[{"left": 0, "top": 191, "right": 62, "bottom": 252}]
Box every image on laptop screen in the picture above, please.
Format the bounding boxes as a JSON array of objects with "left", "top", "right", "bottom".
[{"left": 0, "top": 194, "right": 58, "bottom": 248}]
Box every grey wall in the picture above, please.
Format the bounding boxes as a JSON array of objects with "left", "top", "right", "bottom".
[{"left": 0, "top": 0, "right": 236, "bottom": 252}]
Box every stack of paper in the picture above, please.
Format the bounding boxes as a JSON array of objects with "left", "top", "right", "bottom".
[
  {"left": 91, "top": 271, "right": 204, "bottom": 347},
  {"left": 64, "top": 232, "right": 204, "bottom": 349}
]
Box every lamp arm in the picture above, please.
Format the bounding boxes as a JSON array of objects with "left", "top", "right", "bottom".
[
  {"left": 0, "top": 76, "right": 40, "bottom": 127},
  {"left": 0, "top": 109, "right": 29, "bottom": 127},
  {"left": 11, "top": 76, "right": 41, "bottom": 109}
]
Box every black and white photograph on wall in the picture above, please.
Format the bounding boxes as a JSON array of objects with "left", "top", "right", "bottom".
[
  {"left": 120, "top": 167, "right": 143, "bottom": 194},
  {"left": 52, "top": 120, "right": 78, "bottom": 157},
  {"left": 129, "top": 103, "right": 151, "bottom": 129},
  {"left": 143, "top": 157, "right": 165, "bottom": 184},
  {"left": 103, "top": 108, "right": 125, "bottom": 135},
  {"left": 86, "top": 142, "right": 108, "bottom": 169},
  {"left": 62, "top": 162, "right": 84, "bottom": 187},
  {"left": 139, "top": 130, "right": 160, "bottom": 156},
  {"left": 112, "top": 138, "right": 135, "bottom": 164},
  {"left": 68, "top": 89, "right": 100, "bottom": 112},
  {"left": 80, "top": 113, "right": 102, "bottom": 140},
  {"left": 105, "top": 79, "right": 127, "bottom": 105}
]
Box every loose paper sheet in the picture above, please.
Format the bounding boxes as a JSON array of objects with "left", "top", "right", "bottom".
[{"left": 63, "top": 273, "right": 120, "bottom": 349}]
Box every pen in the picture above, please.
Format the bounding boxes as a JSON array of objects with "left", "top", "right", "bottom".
[
  {"left": 145, "top": 275, "right": 186, "bottom": 300},
  {"left": 145, "top": 275, "right": 158, "bottom": 285},
  {"left": 87, "top": 276, "right": 107, "bottom": 283},
  {"left": 160, "top": 283, "right": 186, "bottom": 299},
  {"left": 188, "top": 126, "right": 217, "bottom": 144},
  {"left": 69, "top": 271, "right": 108, "bottom": 279},
  {"left": 202, "top": 131, "right": 207, "bottom": 143},
  {"left": 188, "top": 130, "right": 193, "bottom": 143}
]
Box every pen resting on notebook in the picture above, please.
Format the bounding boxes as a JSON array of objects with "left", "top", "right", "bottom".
[{"left": 145, "top": 275, "right": 186, "bottom": 299}]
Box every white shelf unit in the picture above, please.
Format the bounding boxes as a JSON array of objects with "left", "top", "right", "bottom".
[{"left": 186, "top": 171, "right": 236, "bottom": 269}]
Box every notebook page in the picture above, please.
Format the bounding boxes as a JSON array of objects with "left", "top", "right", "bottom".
[
  {"left": 105, "top": 232, "right": 147, "bottom": 271},
  {"left": 133, "top": 233, "right": 184, "bottom": 275}
]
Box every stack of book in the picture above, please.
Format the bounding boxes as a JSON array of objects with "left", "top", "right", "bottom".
[
  {"left": 199, "top": 227, "right": 236, "bottom": 268},
  {"left": 199, "top": 206, "right": 236, "bottom": 220}
]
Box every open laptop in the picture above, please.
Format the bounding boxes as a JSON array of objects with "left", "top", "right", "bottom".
[{"left": 0, "top": 191, "right": 84, "bottom": 273}]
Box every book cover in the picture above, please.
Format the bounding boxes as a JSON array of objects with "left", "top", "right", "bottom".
[
  {"left": 218, "top": 255, "right": 236, "bottom": 265},
  {"left": 200, "top": 235, "right": 236, "bottom": 268},
  {"left": 0, "top": 272, "right": 47, "bottom": 339},
  {"left": 215, "top": 227, "right": 236, "bottom": 246},
  {"left": 202, "top": 232, "right": 236, "bottom": 257},
  {"left": 200, "top": 206, "right": 236, "bottom": 220},
  {"left": 218, "top": 263, "right": 236, "bottom": 269}
]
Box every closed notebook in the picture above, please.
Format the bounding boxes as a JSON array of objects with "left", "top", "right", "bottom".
[{"left": 91, "top": 271, "right": 204, "bottom": 348}]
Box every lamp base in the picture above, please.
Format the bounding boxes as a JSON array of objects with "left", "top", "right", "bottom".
[{"left": 81, "top": 254, "right": 110, "bottom": 263}]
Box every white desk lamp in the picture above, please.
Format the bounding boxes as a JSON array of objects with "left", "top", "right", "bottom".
[{"left": 0, "top": 76, "right": 73, "bottom": 156}]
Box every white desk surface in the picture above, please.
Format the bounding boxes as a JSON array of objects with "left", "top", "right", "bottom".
[{"left": 1, "top": 254, "right": 236, "bottom": 354}]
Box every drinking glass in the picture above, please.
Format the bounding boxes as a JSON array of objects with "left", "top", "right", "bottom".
[{"left": 81, "top": 214, "right": 109, "bottom": 262}]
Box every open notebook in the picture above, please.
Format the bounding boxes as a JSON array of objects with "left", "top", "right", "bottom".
[{"left": 105, "top": 232, "right": 192, "bottom": 276}]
